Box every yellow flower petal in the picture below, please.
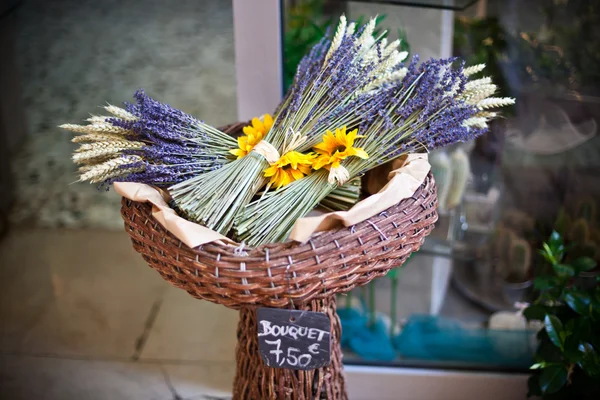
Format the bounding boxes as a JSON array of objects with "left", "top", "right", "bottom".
[
  {"left": 352, "top": 148, "right": 369, "bottom": 159},
  {"left": 290, "top": 168, "right": 305, "bottom": 180},
  {"left": 298, "top": 165, "right": 312, "bottom": 175},
  {"left": 263, "top": 114, "right": 274, "bottom": 131},
  {"left": 313, "top": 155, "right": 330, "bottom": 170},
  {"left": 335, "top": 127, "right": 347, "bottom": 143},
  {"left": 314, "top": 142, "right": 331, "bottom": 153},
  {"left": 346, "top": 128, "right": 361, "bottom": 145},
  {"left": 251, "top": 117, "right": 265, "bottom": 133},
  {"left": 230, "top": 148, "right": 244, "bottom": 158},
  {"left": 264, "top": 165, "right": 278, "bottom": 178},
  {"left": 243, "top": 126, "right": 257, "bottom": 136}
]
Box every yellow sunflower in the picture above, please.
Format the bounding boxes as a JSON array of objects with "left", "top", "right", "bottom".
[
  {"left": 229, "top": 114, "right": 274, "bottom": 159},
  {"left": 312, "top": 126, "right": 368, "bottom": 170},
  {"left": 264, "top": 151, "right": 315, "bottom": 189}
]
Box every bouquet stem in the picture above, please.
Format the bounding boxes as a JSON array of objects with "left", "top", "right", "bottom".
[
  {"left": 235, "top": 170, "right": 336, "bottom": 246},
  {"left": 170, "top": 153, "right": 268, "bottom": 234}
]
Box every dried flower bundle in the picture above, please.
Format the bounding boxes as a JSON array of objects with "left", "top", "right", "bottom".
[
  {"left": 61, "top": 91, "right": 238, "bottom": 187},
  {"left": 64, "top": 92, "right": 358, "bottom": 211},
  {"left": 234, "top": 56, "right": 514, "bottom": 245},
  {"left": 62, "top": 15, "right": 515, "bottom": 248},
  {"left": 170, "top": 16, "right": 410, "bottom": 233}
]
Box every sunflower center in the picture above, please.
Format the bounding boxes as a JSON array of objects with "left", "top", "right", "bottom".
[{"left": 335, "top": 145, "right": 347, "bottom": 154}]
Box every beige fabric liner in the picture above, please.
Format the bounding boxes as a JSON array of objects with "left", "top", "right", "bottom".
[{"left": 114, "top": 153, "right": 430, "bottom": 248}]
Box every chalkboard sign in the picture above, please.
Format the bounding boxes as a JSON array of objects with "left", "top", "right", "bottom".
[{"left": 257, "top": 307, "right": 331, "bottom": 370}]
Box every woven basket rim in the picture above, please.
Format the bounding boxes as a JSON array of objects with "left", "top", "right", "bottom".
[
  {"left": 122, "top": 170, "right": 436, "bottom": 256},
  {"left": 121, "top": 173, "right": 438, "bottom": 308},
  {"left": 119, "top": 122, "right": 438, "bottom": 308}
]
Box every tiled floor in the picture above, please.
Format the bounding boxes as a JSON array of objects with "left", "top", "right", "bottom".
[{"left": 0, "top": 229, "right": 237, "bottom": 399}]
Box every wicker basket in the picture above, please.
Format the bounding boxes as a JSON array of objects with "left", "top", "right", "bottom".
[{"left": 120, "top": 125, "right": 439, "bottom": 400}]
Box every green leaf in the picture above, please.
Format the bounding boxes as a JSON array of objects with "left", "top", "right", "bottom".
[
  {"left": 548, "top": 232, "right": 566, "bottom": 260},
  {"left": 549, "top": 231, "right": 563, "bottom": 248},
  {"left": 552, "top": 263, "right": 575, "bottom": 277},
  {"left": 541, "top": 243, "right": 556, "bottom": 264},
  {"left": 565, "top": 291, "right": 592, "bottom": 315},
  {"left": 563, "top": 334, "right": 582, "bottom": 363},
  {"left": 530, "top": 362, "right": 544, "bottom": 369},
  {"left": 566, "top": 318, "right": 593, "bottom": 344},
  {"left": 572, "top": 257, "right": 596, "bottom": 273},
  {"left": 537, "top": 338, "right": 565, "bottom": 363},
  {"left": 545, "top": 314, "right": 564, "bottom": 349},
  {"left": 524, "top": 304, "right": 547, "bottom": 321},
  {"left": 577, "top": 342, "right": 600, "bottom": 377},
  {"left": 534, "top": 276, "right": 559, "bottom": 290},
  {"left": 539, "top": 365, "right": 568, "bottom": 394}
]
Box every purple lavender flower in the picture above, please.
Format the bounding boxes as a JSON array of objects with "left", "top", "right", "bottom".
[{"left": 104, "top": 90, "right": 235, "bottom": 187}]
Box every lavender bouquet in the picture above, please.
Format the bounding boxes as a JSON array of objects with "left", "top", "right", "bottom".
[
  {"left": 61, "top": 15, "right": 514, "bottom": 248},
  {"left": 169, "top": 16, "right": 411, "bottom": 234},
  {"left": 234, "top": 56, "right": 513, "bottom": 245},
  {"left": 62, "top": 90, "right": 361, "bottom": 209},
  {"left": 61, "top": 90, "right": 237, "bottom": 187}
]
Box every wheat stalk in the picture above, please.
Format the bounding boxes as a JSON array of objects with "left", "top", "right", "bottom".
[
  {"left": 72, "top": 133, "right": 131, "bottom": 143},
  {"left": 346, "top": 22, "right": 356, "bottom": 37},
  {"left": 325, "top": 14, "right": 346, "bottom": 62},
  {"left": 79, "top": 155, "right": 144, "bottom": 183},
  {"left": 465, "top": 77, "right": 492, "bottom": 91},
  {"left": 476, "top": 111, "right": 498, "bottom": 119},
  {"left": 460, "top": 84, "right": 498, "bottom": 104},
  {"left": 72, "top": 141, "right": 144, "bottom": 163},
  {"left": 59, "top": 123, "right": 130, "bottom": 135},
  {"left": 463, "top": 63, "right": 486, "bottom": 76},
  {"left": 86, "top": 115, "right": 110, "bottom": 124},
  {"left": 358, "top": 17, "right": 377, "bottom": 47},
  {"left": 75, "top": 141, "right": 145, "bottom": 152},
  {"left": 104, "top": 104, "right": 137, "bottom": 120},
  {"left": 74, "top": 153, "right": 115, "bottom": 165},
  {"left": 462, "top": 117, "right": 489, "bottom": 129},
  {"left": 478, "top": 97, "right": 515, "bottom": 109}
]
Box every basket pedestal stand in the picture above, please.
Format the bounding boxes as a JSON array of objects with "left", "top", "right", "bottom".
[
  {"left": 234, "top": 298, "right": 345, "bottom": 399},
  {"left": 120, "top": 172, "right": 437, "bottom": 400}
]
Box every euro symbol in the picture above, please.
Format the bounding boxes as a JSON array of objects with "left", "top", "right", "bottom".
[{"left": 308, "top": 343, "right": 320, "bottom": 354}]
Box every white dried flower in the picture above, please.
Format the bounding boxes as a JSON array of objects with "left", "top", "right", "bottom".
[
  {"left": 358, "top": 17, "right": 377, "bottom": 47},
  {"left": 72, "top": 141, "right": 145, "bottom": 163},
  {"left": 325, "top": 15, "right": 347, "bottom": 62},
  {"left": 397, "top": 51, "right": 408, "bottom": 63},
  {"left": 359, "top": 68, "right": 408, "bottom": 95},
  {"left": 461, "top": 84, "right": 498, "bottom": 104},
  {"left": 476, "top": 111, "right": 498, "bottom": 119},
  {"left": 477, "top": 97, "right": 516, "bottom": 110},
  {"left": 59, "top": 123, "right": 129, "bottom": 135},
  {"left": 383, "top": 39, "right": 400, "bottom": 58},
  {"left": 346, "top": 22, "right": 356, "bottom": 37},
  {"left": 76, "top": 140, "right": 145, "bottom": 152},
  {"left": 79, "top": 155, "right": 144, "bottom": 183},
  {"left": 379, "top": 37, "right": 388, "bottom": 49},
  {"left": 86, "top": 115, "right": 109, "bottom": 124},
  {"left": 463, "top": 64, "right": 486, "bottom": 76},
  {"left": 465, "top": 77, "right": 492, "bottom": 91},
  {"left": 72, "top": 133, "right": 131, "bottom": 143},
  {"left": 104, "top": 104, "right": 137, "bottom": 121},
  {"left": 462, "top": 117, "right": 489, "bottom": 129}
]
